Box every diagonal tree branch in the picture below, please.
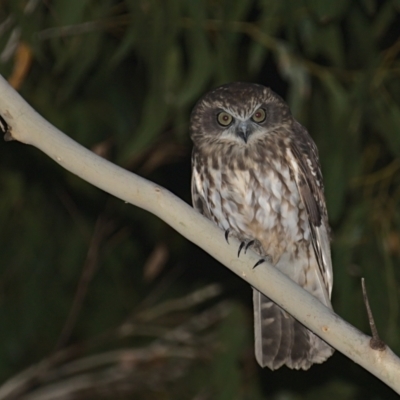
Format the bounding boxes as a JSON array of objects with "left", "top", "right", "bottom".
[{"left": 0, "top": 74, "right": 399, "bottom": 393}]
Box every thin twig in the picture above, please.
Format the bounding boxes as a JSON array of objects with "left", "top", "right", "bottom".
[
  {"left": 361, "top": 278, "right": 386, "bottom": 351},
  {"left": 54, "top": 214, "right": 116, "bottom": 350},
  {"left": 14, "top": 346, "right": 199, "bottom": 400},
  {"left": 0, "top": 299, "right": 228, "bottom": 400},
  {"left": 134, "top": 283, "right": 223, "bottom": 322}
]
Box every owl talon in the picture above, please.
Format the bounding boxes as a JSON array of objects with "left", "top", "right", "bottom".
[
  {"left": 238, "top": 241, "right": 246, "bottom": 257},
  {"left": 224, "top": 229, "right": 230, "bottom": 244},
  {"left": 238, "top": 239, "right": 258, "bottom": 257},
  {"left": 253, "top": 259, "right": 265, "bottom": 269},
  {"left": 245, "top": 240, "right": 255, "bottom": 254}
]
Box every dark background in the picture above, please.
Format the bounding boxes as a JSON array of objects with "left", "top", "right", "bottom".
[{"left": 1, "top": 0, "right": 400, "bottom": 399}]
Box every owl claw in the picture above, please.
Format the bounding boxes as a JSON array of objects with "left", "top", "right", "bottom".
[
  {"left": 245, "top": 240, "right": 255, "bottom": 254},
  {"left": 238, "top": 239, "right": 257, "bottom": 257},
  {"left": 253, "top": 259, "right": 265, "bottom": 269},
  {"left": 238, "top": 241, "right": 246, "bottom": 257},
  {"left": 224, "top": 229, "right": 230, "bottom": 244}
]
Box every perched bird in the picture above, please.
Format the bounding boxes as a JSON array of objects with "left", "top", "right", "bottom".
[{"left": 190, "top": 82, "right": 334, "bottom": 370}]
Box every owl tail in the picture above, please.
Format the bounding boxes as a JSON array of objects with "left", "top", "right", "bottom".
[{"left": 253, "top": 289, "right": 334, "bottom": 370}]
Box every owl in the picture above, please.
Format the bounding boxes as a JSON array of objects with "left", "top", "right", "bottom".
[{"left": 190, "top": 82, "right": 334, "bottom": 370}]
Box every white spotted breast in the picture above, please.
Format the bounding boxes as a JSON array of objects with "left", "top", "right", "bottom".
[{"left": 196, "top": 156, "right": 310, "bottom": 265}]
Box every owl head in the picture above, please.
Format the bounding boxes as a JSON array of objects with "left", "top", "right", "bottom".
[{"left": 190, "top": 82, "right": 292, "bottom": 149}]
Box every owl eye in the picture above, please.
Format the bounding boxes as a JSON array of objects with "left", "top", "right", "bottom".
[
  {"left": 251, "top": 108, "right": 266, "bottom": 123},
  {"left": 217, "top": 112, "right": 233, "bottom": 126}
]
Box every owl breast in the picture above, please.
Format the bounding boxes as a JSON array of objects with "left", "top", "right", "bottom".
[{"left": 193, "top": 155, "right": 312, "bottom": 270}]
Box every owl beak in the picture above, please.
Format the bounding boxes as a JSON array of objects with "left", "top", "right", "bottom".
[{"left": 236, "top": 122, "right": 250, "bottom": 143}]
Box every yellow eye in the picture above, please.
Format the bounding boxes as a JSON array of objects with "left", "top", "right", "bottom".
[
  {"left": 251, "top": 108, "right": 266, "bottom": 123},
  {"left": 217, "top": 112, "right": 233, "bottom": 126}
]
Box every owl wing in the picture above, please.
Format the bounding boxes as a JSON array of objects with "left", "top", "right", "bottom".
[
  {"left": 288, "top": 121, "right": 333, "bottom": 298},
  {"left": 191, "top": 149, "right": 212, "bottom": 219}
]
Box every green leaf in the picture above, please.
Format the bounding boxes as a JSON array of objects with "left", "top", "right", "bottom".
[
  {"left": 312, "top": 74, "right": 352, "bottom": 222},
  {"left": 120, "top": 87, "right": 169, "bottom": 161},
  {"left": 52, "top": 0, "right": 88, "bottom": 25},
  {"left": 177, "top": 2, "right": 213, "bottom": 106},
  {"left": 305, "top": 0, "right": 349, "bottom": 22},
  {"left": 274, "top": 43, "right": 311, "bottom": 118},
  {"left": 373, "top": 1, "right": 396, "bottom": 39},
  {"left": 360, "top": 0, "right": 376, "bottom": 14},
  {"left": 212, "top": 303, "right": 247, "bottom": 400},
  {"left": 347, "top": 5, "right": 377, "bottom": 65},
  {"left": 224, "top": 0, "right": 252, "bottom": 21},
  {"left": 372, "top": 96, "right": 400, "bottom": 158}
]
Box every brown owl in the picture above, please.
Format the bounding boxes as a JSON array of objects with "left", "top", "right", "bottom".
[{"left": 190, "top": 82, "right": 334, "bottom": 370}]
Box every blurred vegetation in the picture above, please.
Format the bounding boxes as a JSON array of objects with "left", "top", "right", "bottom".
[{"left": 0, "top": 0, "right": 400, "bottom": 398}]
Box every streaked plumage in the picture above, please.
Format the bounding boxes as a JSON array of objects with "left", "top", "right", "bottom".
[{"left": 190, "top": 82, "right": 334, "bottom": 370}]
